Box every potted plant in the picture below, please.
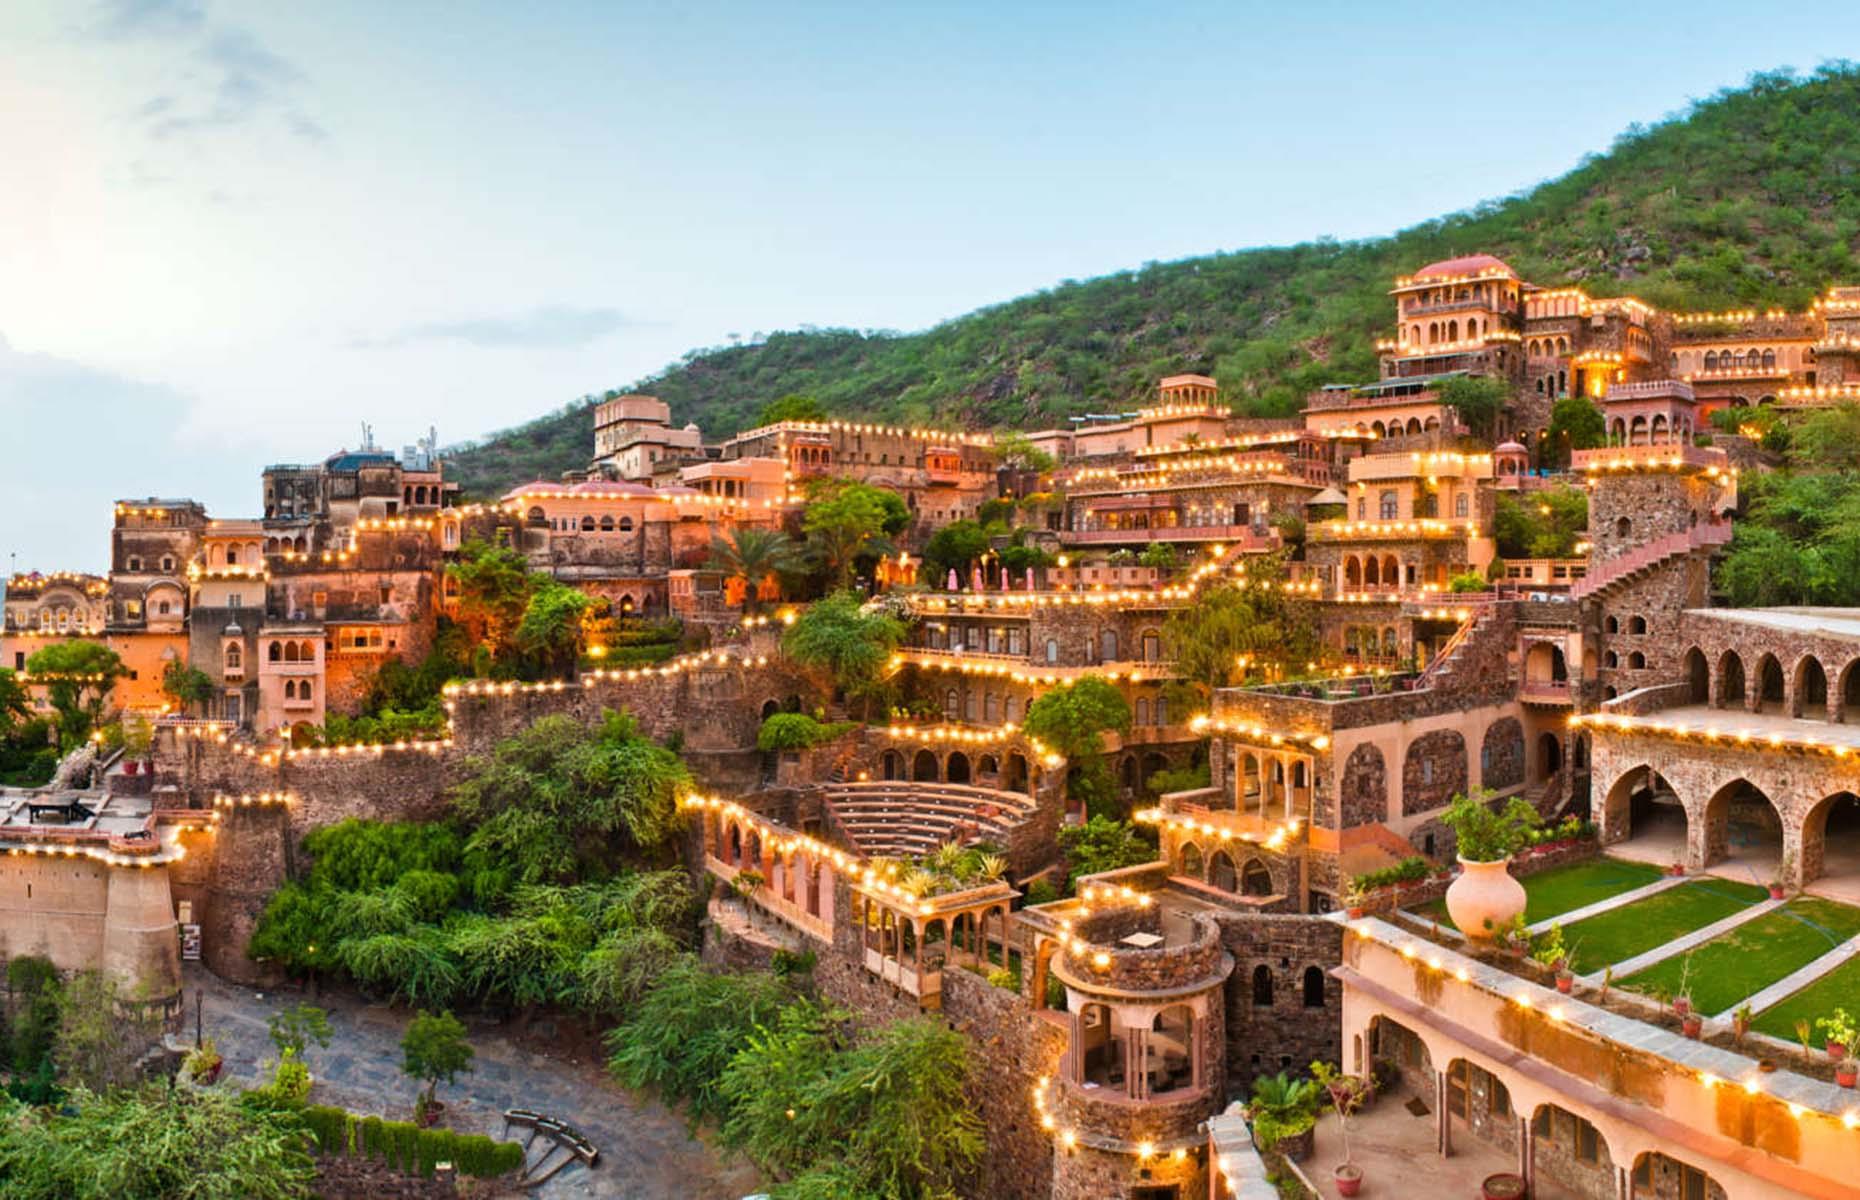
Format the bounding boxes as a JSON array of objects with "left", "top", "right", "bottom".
[
  {"left": 1246, "top": 1072, "right": 1319, "bottom": 1162},
  {"left": 1838, "top": 1052, "right": 1858, "bottom": 1090},
  {"left": 1440, "top": 789, "right": 1541, "bottom": 941},
  {"left": 123, "top": 714, "right": 154, "bottom": 776},
  {"left": 181, "top": 1038, "right": 222, "bottom": 1086},
  {"left": 1531, "top": 924, "right": 1569, "bottom": 974},
  {"left": 1795, "top": 1018, "right": 1816, "bottom": 1066},
  {"left": 1310, "top": 1061, "right": 1367, "bottom": 1197},
  {"left": 1498, "top": 914, "right": 1530, "bottom": 959},
  {"left": 1343, "top": 884, "right": 1368, "bottom": 920},
  {"left": 1817, "top": 1009, "right": 1855, "bottom": 1062},
  {"left": 401, "top": 1009, "right": 474, "bottom": 1129},
  {"left": 1732, "top": 1003, "right": 1754, "bottom": 1043},
  {"left": 1671, "top": 954, "right": 1695, "bottom": 1018}
]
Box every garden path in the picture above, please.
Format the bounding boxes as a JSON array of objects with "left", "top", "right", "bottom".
[{"left": 188, "top": 966, "right": 764, "bottom": 1200}]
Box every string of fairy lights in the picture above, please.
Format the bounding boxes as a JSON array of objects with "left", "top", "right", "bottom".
[{"left": 1568, "top": 711, "right": 1860, "bottom": 759}]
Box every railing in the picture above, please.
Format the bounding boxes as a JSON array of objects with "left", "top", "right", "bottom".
[
  {"left": 1518, "top": 680, "right": 1573, "bottom": 704},
  {"left": 1571, "top": 522, "right": 1733, "bottom": 600},
  {"left": 1571, "top": 443, "right": 1727, "bottom": 472},
  {"left": 1059, "top": 526, "right": 1276, "bottom": 548}
]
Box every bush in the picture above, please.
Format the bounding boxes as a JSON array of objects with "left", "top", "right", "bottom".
[
  {"left": 755, "top": 713, "right": 854, "bottom": 752},
  {"left": 1022, "top": 878, "right": 1060, "bottom": 906},
  {"left": 1350, "top": 857, "right": 1433, "bottom": 893}
]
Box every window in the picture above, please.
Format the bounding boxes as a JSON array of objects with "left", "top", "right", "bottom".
[
  {"left": 1302, "top": 965, "right": 1325, "bottom": 1008},
  {"left": 1576, "top": 1117, "right": 1599, "bottom": 1164},
  {"left": 161, "top": 555, "right": 175, "bottom": 572},
  {"left": 127, "top": 556, "right": 143, "bottom": 571},
  {"left": 1044, "top": 639, "right": 1058, "bottom": 664},
  {"left": 227, "top": 592, "right": 243, "bottom": 609},
  {"left": 1251, "top": 964, "right": 1273, "bottom": 1006},
  {"left": 224, "top": 643, "right": 242, "bottom": 669},
  {"left": 1378, "top": 491, "right": 1398, "bottom": 520},
  {"left": 1455, "top": 493, "right": 1469, "bottom": 518}
]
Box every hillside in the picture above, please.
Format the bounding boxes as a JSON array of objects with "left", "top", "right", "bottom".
[{"left": 447, "top": 65, "right": 1860, "bottom": 498}]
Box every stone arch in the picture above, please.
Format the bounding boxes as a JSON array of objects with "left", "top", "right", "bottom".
[
  {"left": 1717, "top": 650, "right": 1746, "bottom": 707},
  {"left": 1179, "top": 841, "right": 1204, "bottom": 879},
  {"left": 1755, "top": 653, "right": 1785, "bottom": 712},
  {"left": 1209, "top": 849, "right": 1237, "bottom": 893},
  {"left": 1523, "top": 641, "right": 1567, "bottom": 685},
  {"left": 1538, "top": 732, "right": 1563, "bottom": 778},
  {"left": 1251, "top": 962, "right": 1274, "bottom": 1006},
  {"left": 1339, "top": 743, "right": 1387, "bottom": 827},
  {"left": 977, "top": 753, "right": 998, "bottom": 777},
  {"left": 1684, "top": 647, "right": 1709, "bottom": 703},
  {"left": 1628, "top": 1151, "right": 1722, "bottom": 1200},
  {"left": 1793, "top": 655, "right": 1829, "bottom": 720},
  {"left": 1141, "top": 751, "right": 1167, "bottom": 789},
  {"left": 945, "top": 751, "right": 971, "bottom": 785},
  {"left": 1702, "top": 777, "right": 1784, "bottom": 875},
  {"left": 1599, "top": 764, "right": 1681, "bottom": 852},
  {"left": 1004, "top": 752, "right": 1029, "bottom": 794},
  {"left": 1529, "top": 1102, "right": 1619, "bottom": 1195},
  {"left": 1240, "top": 858, "right": 1273, "bottom": 896},
  {"left": 881, "top": 749, "right": 904, "bottom": 781},
  {"left": 1480, "top": 717, "right": 1524, "bottom": 790},
  {"left": 912, "top": 749, "right": 939, "bottom": 782},
  {"left": 1402, "top": 730, "right": 1467, "bottom": 817},
  {"left": 1302, "top": 965, "right": 1325, "bottom": 1008},
  {"left": 1344, "top": 556, "right": 1361, "bottom": 589},
  {"left": 1804, "top": 791, "right": 1860, "bottom": 890}
]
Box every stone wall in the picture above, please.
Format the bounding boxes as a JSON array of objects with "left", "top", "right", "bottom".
[
  {"left": 1481, "top": 716, "right": 1525, "bottom": 792},
  {"left": 1214, "top": 913, "right": 1343, "bottom": 1089},
  {"left": 940, "top": 968, "right": 1064, "bottom": 1200},
  {"left": 1400, "top": 729, "right": 1467, "bottom": 816},
  {"left": 1337, "top": 743, "right": 1386, "bottom": 828}
]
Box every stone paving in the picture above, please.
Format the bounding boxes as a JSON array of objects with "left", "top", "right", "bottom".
[{"left": 186, "top": 966, "right": 764, "bottom": 1200}]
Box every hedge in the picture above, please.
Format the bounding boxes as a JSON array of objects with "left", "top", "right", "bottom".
[{"left": 302, "top": 1105, "right": 525, "bottom": 1179}]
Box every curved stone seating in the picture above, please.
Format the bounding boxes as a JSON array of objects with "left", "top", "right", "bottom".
[{"left": 824, "top": 781, "right": 1040, "bottom": 859}]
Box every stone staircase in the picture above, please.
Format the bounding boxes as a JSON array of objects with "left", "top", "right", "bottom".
[
  {"left": 1413, "top": 604, "right": 1500, "bottom": 693},
  {"left": 1571, "top": 522, "right": 1732, "bottom": 601},
  {"left": 823, "top": 781, "right": 1040, "bottom": 860}
]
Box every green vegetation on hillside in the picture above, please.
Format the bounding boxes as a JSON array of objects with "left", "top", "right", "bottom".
[{"left": 447, "top": 66, "right": 1860, "bottom": 498}]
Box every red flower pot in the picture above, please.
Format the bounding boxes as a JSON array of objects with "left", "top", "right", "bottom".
[
  {"left": 1555, "top": 973, "right": 1574, "bottom": 994},
  {"left": 1334, "top": 1164, "right": 1363, "bottom": 1197},
  {"left": 1769, "top": 884, "right": 1786, "bottom": 901},
  {"left": 1673, "top": 996, "right": 1692, "bottom": 1017},
  {"left": 1682, "top": 1014, "right": 1703, "bottom": 1040},
  {"left": 1837, "top": 1063, "right": 1857, "bottom": 1089},
  {"left": 125, "top": 760, "right": 139, "bottom": 776},
  {"left": 1828, "top": 1040, "right": 1848, "bottom": 1061}
]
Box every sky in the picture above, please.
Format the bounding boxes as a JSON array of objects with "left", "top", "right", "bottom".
[{"left": 3, "top": 1, "right": 1858, "bottom": 572}]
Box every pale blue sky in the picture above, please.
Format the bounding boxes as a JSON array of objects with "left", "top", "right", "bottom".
[{"left": 3, "top": 0, "right": 1858, "bottom": 571}]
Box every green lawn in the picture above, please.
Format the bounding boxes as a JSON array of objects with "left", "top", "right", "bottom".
[
  {"left": 1416, "top": 858, "right": 1666, "bottom": 931},
  {"left": 1560, "top": 879, "right": 1771, "bottom": 972},
  {"left": 1753, "top": 953, "right": 1860, "bottom": 1041},
  {"left": 1620, "top": 898, "right": 1860, "bottom": 1016}
]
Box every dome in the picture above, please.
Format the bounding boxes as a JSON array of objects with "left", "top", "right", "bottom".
[
  {"left": 1412, "top": 254, "right": 1515, "bottom": 280},
  {"left": 1495, "top": 441, "right": 1527, "bottom": 454},
  {"left": 1309, "top": 487, "right": 1348, "bottom": 507},
  {"left": 684, "top": 422, "right": 700, "bottom": 432}
]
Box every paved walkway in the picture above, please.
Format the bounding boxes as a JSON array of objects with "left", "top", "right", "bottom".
[
  {"left": 1525, "top": 873, "right": 1689, "bottom": 935},
  {"left": 1579, "top": 897, "right": 1782, "bottom": 984},
  {"left": 1716, "top": 935, "right": 1860, "bottom": 1020},
  {"left": 187, "top": 966, "right": 763, "bottom": 1200}
]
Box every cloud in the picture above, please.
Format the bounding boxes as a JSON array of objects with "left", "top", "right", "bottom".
[
  {"left": 87, "top": 2, "right": 327, "bottom": 146},
  {"left": 0, "top": 334, "right": 242, "bottom": 573},
  {"left": 353, "top": 307, "right": 632, "bottom": 351},
  {"left": 90, "top": 0, "right": 206, "bottom": 40}
]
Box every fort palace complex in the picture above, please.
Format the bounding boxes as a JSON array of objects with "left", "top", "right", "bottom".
[{"left": 9, "top": 255, "right": 1860, "bottom": 1199}]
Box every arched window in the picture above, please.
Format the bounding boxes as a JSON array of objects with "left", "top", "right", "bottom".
[
  {"left": 1378, "top": 491, "right": 1398, "bottom": 520},
  {"left": 284, "top": 641, "right": 300, "bottom": 663},
  {"left": 599, "top": 514, "right": 615, "bottom": 531},
  {"left": 1044, "top": 639, "right": 1059, "bottom": 664},
  {"left": 1614, "top": 516, "right": 1631, "bottom": 539},
  {"left": 1099, "top": 630, "right": 1118, "bottom": 661},
  {"left": 224, "top": 642, "right": 242, "bottom": 669},
  {"left": 580, "top": 516, "right": 596, "bottom": 531},
  {"left": 618, "top": 516, "right": 635, "bottom": 532},
  {"left": 1303, "top": 965, "right": 1326, "bottom": 1008},
  {"left": 1251, "top": 964, "right": 1274, "bottom": 1007},
  {"left": 268, "top": 641, "right": 282, "bottom": 662}
]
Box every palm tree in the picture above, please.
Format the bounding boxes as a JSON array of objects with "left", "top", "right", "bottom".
[{"left": 707, "top": 527, "right": 798, "bottom": 614}]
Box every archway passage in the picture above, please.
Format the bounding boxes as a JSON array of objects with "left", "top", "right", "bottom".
[
  {"left": 1599, "top": 765, "right": 1685, "bottom": 864},
  {"left": 1806, "top": 791, "right": 1860, "bottom": 904},
  {"left": 1684, "top": 647, "right": 1709, "bottom": 704},
  {"left": 945, "top": 752, "right": 972, "bottom": 785},
  {"left": 1208, "top": 850, "right": 1237, "bottom": 893},
  {"left": 912, "top": 750, "right": 939, "bottom": 782},
  {"left": 1538, "top": 732, "right": 1562, "bottom": 778},
  {"left": 1702, "top": 778, "right": 1784, "bottom": 882}
]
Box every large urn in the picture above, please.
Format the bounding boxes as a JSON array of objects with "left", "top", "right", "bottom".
[{"left": 1445, "top": 857, "right": 1526, "bottom": 940}]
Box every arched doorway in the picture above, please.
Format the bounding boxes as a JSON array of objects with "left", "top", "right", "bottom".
[
  {"left": 1805, "top": 792, "right": 1860, "bottom": 899},
  {"left": 1756, "top": 654, "right": 1785, "bottom": 713},
  {"left": 1600, "top": 765, "right": 1683, "bottom": 861},
  {"left": 912, "top": 750, "right": 939, "bottom": 782},
  {"left": 1240, "top": 858, "right": 1273, "bottom": 896},
  {"left": 1718, "top": 651, "right": 1746, "bottom": 708},
  {"left": 945, "top": 752, "right": 971, "bottom": 785},
  {"left": 1538, "top": 732, "right": 1563, "bottom": 778},
  {"left": 881, "top": 750, "right": 904, "bottom": 781},
  {"left": 1796, "top": 656, "right": 1829, "bottom": 720},
  {"left": 1702, "top": 778, "right": 1783, "bottom": 880},
  {"left": 1003, "top": 752, "right": 1029, "bottom": 794},
  {"left": 1208, "top": 850, "right": 1237, "bottom": 893},
  {"left": 1684, "top": 647, "right": 1709, "bottom": 703}
]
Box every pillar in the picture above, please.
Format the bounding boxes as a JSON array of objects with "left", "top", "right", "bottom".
[{"left": 101, "top": 863, "right": 182, "bottom": 996}]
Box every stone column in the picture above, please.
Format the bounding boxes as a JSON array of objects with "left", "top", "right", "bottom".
[
  {"left": 102, "top": 863, "right": 182, "bottom": 996},
  {"left": 1437, "top": 1072, "right": 1451, "bottom": 1156}
]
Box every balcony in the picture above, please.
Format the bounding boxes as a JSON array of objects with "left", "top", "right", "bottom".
[
  {"left": 1309, "top": 519, "right": 1480, "bottom": 542},
  {"left": 1518, "top": 680, "right": 1572, "bottom": 706},
  {"left": 1060, "top": 526, "right": 1277, "bottom": 549}
]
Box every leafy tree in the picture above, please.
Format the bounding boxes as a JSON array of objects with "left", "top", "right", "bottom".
[
  {"left": 401, "top": 1009, "right": 474, "bottom": 1112},
  {"left": 1791, "top": 402, "right": 1860, "bottom": 469},
  {"left": 23, "top": 641, "right": 125, "bottom": 749},
  {"left": 921, "top": 520, "right": 991, "bottom": 579},
  {"left": 1139, "top": 542, "right": 1180, "bottom": 570},
  {"left": 708, "top": 527, "right": 800, "bottom": 614},
  {"left": 0, "top": 1086, "right": 315, "bottom": 1200},
  {"left": 757, "top": 712, "right": 852, "bottom": 751},
  {"left": 1059, "top": 816, "right": 1159, "bottom": 886},
  {"left": 991, "top": 430, "right": 1056, "bottom": 474},
  {"left": 781, "top": 592, "right": 906, "bottom": 718},
  {"left": 605, "top": 958, "right": 797, "bottom": 1120},
  {"left": 0, "top": 669, "right": 30, "bottom": 741},
  {"left": 758, "top": 393, "right": 827, "bottom": 425},
  {"left": 1449, "top": 571, "right": 1492, "bottom": 593},
  {"left": 998, "top": 543, "right": 1055, "bottom": 572},
  {"left": 514, "top": 580, "right": 593, "bottom": 677},
  {"left": 1545, "top": 396, "right": 1607, "bottom": 465},
  {"left": 1492, "top": 487, "right": 1588, "bottom": 559},
  {"left": 267, "top": 1003, "right": 333, "bottom": 1063},
  {"left": 1022, "top": 676, "right": 1131, "bottom": 762},
  {"left": 8, "top": 956, "right": 62, "bottom": 1085},
  {"left": 158, "top": 661, "right": 215, "bottom": 716},
  {"left": 446, "top": 539, "right": 536, "bottom": 659},
  {"left": 800, "top": 480, "right": 904, "bottom": 587},
  {"left": 54, "top": 971, "right": 164, "bottom": 1093},
  {"left": 1438, "top": 375, "right": 1510, "bottom": 442},
  {"left": 1162, "top": 553, "right": 1318, "bottom": 702}
]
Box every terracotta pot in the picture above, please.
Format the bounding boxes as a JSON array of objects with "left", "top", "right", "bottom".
[
  {"left": 1837, "top": 1064, "right": 1857, "bottom": 1089},
  {"left": 1769, "top": 884, "right": 1786, "bottom": 900},
  {"left": 1733, "top": 1016, "right": 1751, "bottom": 1038},
  {"left": 1334, "top": 1164, "right": 1362, "bottom": 1197},
  {"left": 125, "top": 760, "right": 139, "bottom": 776},
  {"left": 1445, "top": 857, "right": 1526, "bottom": 941},
  {"left": 1682, "top": 1014, "right": 1703, "bottom": 1039},
  {"left": 1482, "top": 1172, "right": 1527, "bottom": 1200},
  {"left": 1555, "top": 972, "right": 1574, "bottom": 994},
  {"left": 1828, "top": 1040, "right": 1848, "bottom": 1061},
  {"left": 1346, "top": 906, "right": 1365, "bottom": 920}
]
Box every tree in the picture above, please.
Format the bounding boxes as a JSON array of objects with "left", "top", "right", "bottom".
[
  {"left": 921, "top": 520, "right": 991, "bottom": 580},
  {"left": 605, "top": 958, "right": 797, "bottom": 1120},
  {"left": 54, "top": 971, "right": 164, "bottom": 1093},
  {"left": 446, "top": 539, "right": 536, "bottom": 659},
  {"left": 1792, "top": 402, "right": 1860, "bottom": 470},
  {"left": 801, "top": 480, "right": 904, "bottom": 587},
  {"left": 267, "top": 1003, "right": 333, "bottom": 1063},
  {"left": 781, "top": 592, "right": 906, "bottom": 719},
  {"left": 401, "top": 1009, "right": 474, "bottom": 1113},
  {"left": 1023, "top": 676, "right": 1130, "bottom": 761},
  {"left": 158, "top": 661, "right": 215, "bottom": 716},
  {"left": 0, "top": 669, "right": 30, "bottom": 741},
  {"left": 1492, "top": 486, "right": 1588, "bottom": 560},
  {"left": 707, "top": 527, "right": 799, "bottom": 614},
  {"left": 1139, "top": 542, "right": 1180, "bottom": 571},
  {"left": 1438, "top": 375, "right": 1510, "bottom": 442},
  {"left": 758, "top": 393, "right": 826, "bottom": 426},
  {"left": 1162, "top": 554, "right": 1318, "bottom": 702},
  {"left": 0, "top": 1085, "right": 315, "bottom": 1200},
  {"left": 23, "top": 642, "right": 125, "bottom": 750},
  {"left": 991, "top": 430, "right": 1056, "bottom": 475},
  {"left": 1545, "top": 396, "right": 1607, "bottom": 465},
  {"left": 1058, "top": 816, "right": 1159, "bottom": 885},
  {"left": 514, "top": 580, "right": 593, "bottom": 677}
]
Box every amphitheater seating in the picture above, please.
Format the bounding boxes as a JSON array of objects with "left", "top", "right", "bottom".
[{"left": 824, "top": 781, "right": 1040, "bottom": 859}]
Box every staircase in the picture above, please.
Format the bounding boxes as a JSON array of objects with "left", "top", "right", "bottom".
[
  {"left": 1414, "top": 604, "right": 1495, "bottom": 692},
  {"left": 822, "top": 781, "right": 1041, "bottom": 860},
  {"left": 1571, "top": 522, "right": 1732, "bottom": 601}
]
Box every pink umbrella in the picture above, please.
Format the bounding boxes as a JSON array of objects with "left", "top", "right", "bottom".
[
  {"left": 1025, "top": 567, "right": 1035, "bottom": 591},
  {"left": 971, "top": 564, "right": 983, "bottom": 592},
  {"left": 946, "top": 568, "right": 959, "bottom": 592}
]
